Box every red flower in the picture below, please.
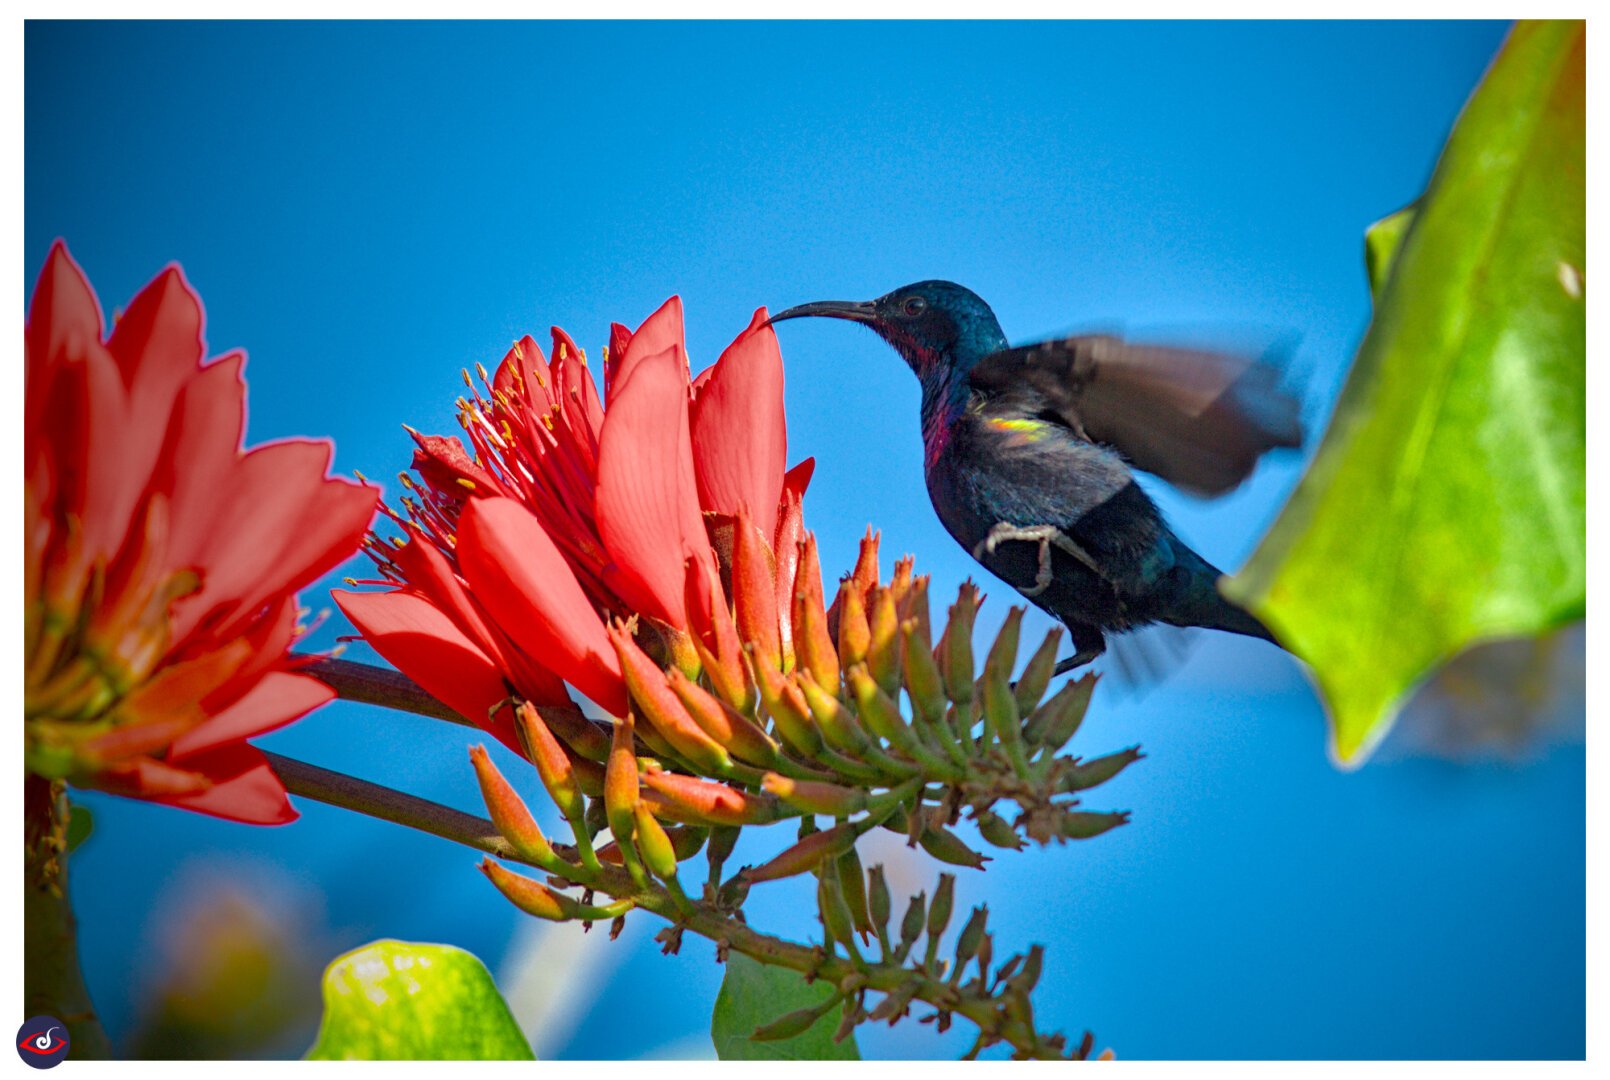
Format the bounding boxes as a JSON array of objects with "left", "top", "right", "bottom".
[
  {"left": 336, "top": 298, "right": 813, "bottom": 747},
  {"left": 24, "top": 243, "right": 377, "bottom": 824}
]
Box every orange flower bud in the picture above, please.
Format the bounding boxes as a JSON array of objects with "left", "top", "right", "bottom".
[
  {"left": 608, "top": 623, "right": 733, "bottom": 775},
  {"left": 515, "top": 701, "right": 583, "bottom": 820},
  {"left": 666, "top": 667, "right": 779, "bottom": 768},
  {"left": 684, "top": 554, "right": 753, "bottom": 712},
  {"left": 866, "top": 586, "right": 902, "bottom": 695},
  {"left": 850, "top": 528, "right": 881, "bottom": 598},
  {"left": 732, "top": 506, "right": 781, "bottom": 672},
  {"left": 633, "top": 802, "right": 680, "bottom": 881},
  {"left": 604, "top": 713, "right": 639, "bottom": 845},
  {"left": 835, "top": 580, "right": 870, "bottom": 673},
  {"left": 744, "top": 821, "right": 858, "bottom": 883},
  {"left": 640, "top": 770, "right": 780, "bottom": 826},
  {"left": 751, "top": 660, "right": 823, "bottom": 757},
  {"left": 469, "top": 744, "right": 557, "bottom": 867},
  {"left": 761, "top": 772, "right": 868, "bottom": 816},
  {"left": 773, "top": 488, "right": 806, "bottom": 672},
  {"left": 790, "top": 533, "right": 840, "bottom": 694},
  {"left": 480, "top": 858, "right": 575, "bottom": 921},
  {"left": 826, "top": 528, "right": 879, "bottom": 641},
  {"left": 889, "top": 554, "right": 914, "bottom": 605},
  {"left": 797, "top": 670, "right": 871, "bottom": 755}
]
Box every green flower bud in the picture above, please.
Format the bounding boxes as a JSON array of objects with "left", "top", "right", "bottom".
[
  {"left": 899, "top": 891, "right": 927, "bottom": 953},
  {"left": 817, "top": 871, "right": 858, "bottom": 950},
  {"left": 836, "top": 847, "right": 874, "bottom": 940},
  {"left": 1062, "top": 747, "right": 1144, "bottom": 791},
  {"left": 1060, "top": 810, "right": 1130, "bottom": 840},
  {"left": 927, "top": 872, "right": 956, "bottom": 941},
  {"left": 1014, "top": 627, "right": 1063, "bottom": 715},
  {"left": 954, "top": 905, "right": 988, "bottom": 968},
  {"left": 1024, "top": 674, "right": 1097, "bottom": 747},
  {"left": 744, "top": 822, "right": 857, "bottom": 883},
  {"left": 900, "top": 621, "right": 947, "bottom": 724},
  {"left": 867, "top": 864, "right": 892, "bottom": 933},
  {"left": 974, "top": 809, "right": 1023, "bottom": 851},
  {"left": 919, "top": 825, "right": 990, "bottom": 869}
]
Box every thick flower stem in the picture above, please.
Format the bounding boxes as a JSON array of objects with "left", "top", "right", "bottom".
[
  {"left": 23, "top": 776, "right": 112, "bottom": 1060},
  {"left": 263, "top": 752, "right": 549, "bottom": 869},
  {"left": 631, "top": 890, "right": 1070, "bottom": 1060},
  {"left": 295, "top": 656, "right": 474, "bottom": 726},
  {"left": 263, "top": 753, "right": 1072, "bottom": 1058}
]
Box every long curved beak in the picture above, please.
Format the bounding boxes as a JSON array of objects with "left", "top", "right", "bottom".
[{"left": 766, "top": 299, "right": 877, "bottom": 327}]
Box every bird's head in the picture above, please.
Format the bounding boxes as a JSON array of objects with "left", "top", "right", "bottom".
[{"left": 768, "top": 280, "right": 1007, "bottom": 380}]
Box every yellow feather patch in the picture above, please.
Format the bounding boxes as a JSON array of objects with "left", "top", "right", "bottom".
[{"left": 988, "top": 417, "right": 1050, "bottom": 442}]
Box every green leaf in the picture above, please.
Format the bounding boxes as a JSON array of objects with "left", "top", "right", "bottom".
[
  {"left": 1226, "top": 20, "right": 1585, "bottom": 765},
  {"left": 1363, "top": 203, "right": 1416, "bottom": 298},
  {"left": 306, "top": 940, "right": 534, "bottom": 1060},
  {"left": 64, "top": 803, "right": 92, "bottom": 853},
  {"left": 711, "top": 953, "right": 860, "bottom": 1060}
]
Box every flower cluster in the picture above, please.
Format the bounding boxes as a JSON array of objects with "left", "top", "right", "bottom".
[
  {"left": 334, "top": 297, "right": 809, "bottom": 749},
  {"left": 466, "top": 538, "right": 1131, "bottom": 1058},
  {"left": 23, "top": 244, "right": 377, "bottom": 823},
  {"left": 333, "top": 296, "right": 1136, "bottom": 1056}
]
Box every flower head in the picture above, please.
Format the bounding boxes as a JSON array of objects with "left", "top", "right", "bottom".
[
  {"left": 335, "top": 299, "right": 813, "bottom": 748},
  {"left": 24, "top": 243, "right": 377, "bottom": 823}
]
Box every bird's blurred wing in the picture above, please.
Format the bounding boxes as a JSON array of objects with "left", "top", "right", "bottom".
[{"left": 968, "top": 335, "right": 1303, "bottom": 497}]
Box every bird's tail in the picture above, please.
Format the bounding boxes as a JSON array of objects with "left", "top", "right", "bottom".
[
  {"left": 1159, "top": 544, "right": 1282, "bottom": 647},
  {"left": 1195, "top": 590, "right": 1279, "bottom": 645}
]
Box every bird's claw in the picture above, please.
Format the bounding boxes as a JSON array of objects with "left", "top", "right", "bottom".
[
  {"left": 1052, "top": 648, "right": 1103, "bottom": 676},
  {"left": 973, "top": 522, "right": 1102, "bottom": 599}
]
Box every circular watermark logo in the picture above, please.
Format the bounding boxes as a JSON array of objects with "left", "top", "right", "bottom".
[{"left": 16, "top": 1017, "right": 69, "bottom": 1068}]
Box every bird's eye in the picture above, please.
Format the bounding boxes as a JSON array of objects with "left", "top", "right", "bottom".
[{"left": 902, "top": 296, "right": 927, "bottom": 317}]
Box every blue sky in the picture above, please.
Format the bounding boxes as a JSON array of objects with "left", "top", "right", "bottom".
[{"left": 25, "top": 19, "right": 1583, "bottom": 1060}]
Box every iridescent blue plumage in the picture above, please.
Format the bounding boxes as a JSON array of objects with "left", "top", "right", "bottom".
[{"left": 771, "top": 281, "right": 1301, "bottom": 668}]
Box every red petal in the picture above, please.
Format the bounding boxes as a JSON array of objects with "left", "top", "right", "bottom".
[
  {"left": 388, "top": 534, "right": 570, "bottom": 705},
  {"left": 783, "top": 457, "right": 815, "bottom": 501},
  {"left": 551, "top": 326, "right": 605, "bottom": 446},
  {"left": 606, "top": 322, "right": 633, "bottom": 402},
  {"left": 689, "top": 307, "right": 788, "bottom": 541},
  {"left": 108, "top": 266, "right": 204, "bottom": 455},
  {"left": 409, "top": 432, "right": 504, "bottom": 501},
  {"left": 595, "top": 345, "right": 715, "bottom": 629},
  {"left": 493, "top": 335, "right": 550, "bottom": 405},
  {"left": 167, "top": 435, "right": 375, "bottom": 644},
  {"left": 773, "top": 485, "right": 806, "bottom": 669},
  {"left": 456, "top": 497, "right": 628, "bottom": 716},
  {"left": 155, "top": 353, "right": 244, "bottom": 561},
  {"left": 334, "top": 588, "right": 528, "bottom": 753},
  {"left": 68, "top": 343, "right": 143, "bottom": 570},
  {"left": 169, "top": 671, "right": 334, "bottom": 761},
  {"left": 26, "top": 242, "right": 104, "bottom": 410},
  {"left": 152, "top": 744, "right": 298, "bottom": 825},
  {"left": 609, "top": 296, "right": 685, "bottom": 400}
]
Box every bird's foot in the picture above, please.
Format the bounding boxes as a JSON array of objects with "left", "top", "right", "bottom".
[
  {"left": 1052, "top": 649, "right": 1103, "bottom": 676},
  {"left": 972, "top": 522, "right": 1103, "bottom": 597},
  {"left": 1052, "top": 627, "right": 1107, "bottom": 675}
]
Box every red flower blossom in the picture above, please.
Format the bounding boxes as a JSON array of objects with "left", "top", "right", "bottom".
[
  {"left": 24, "top": 243, "right": 377, "bottom": 824},
  {"left": 335, "top": 298, "right": 813, "bottom": 748}
]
